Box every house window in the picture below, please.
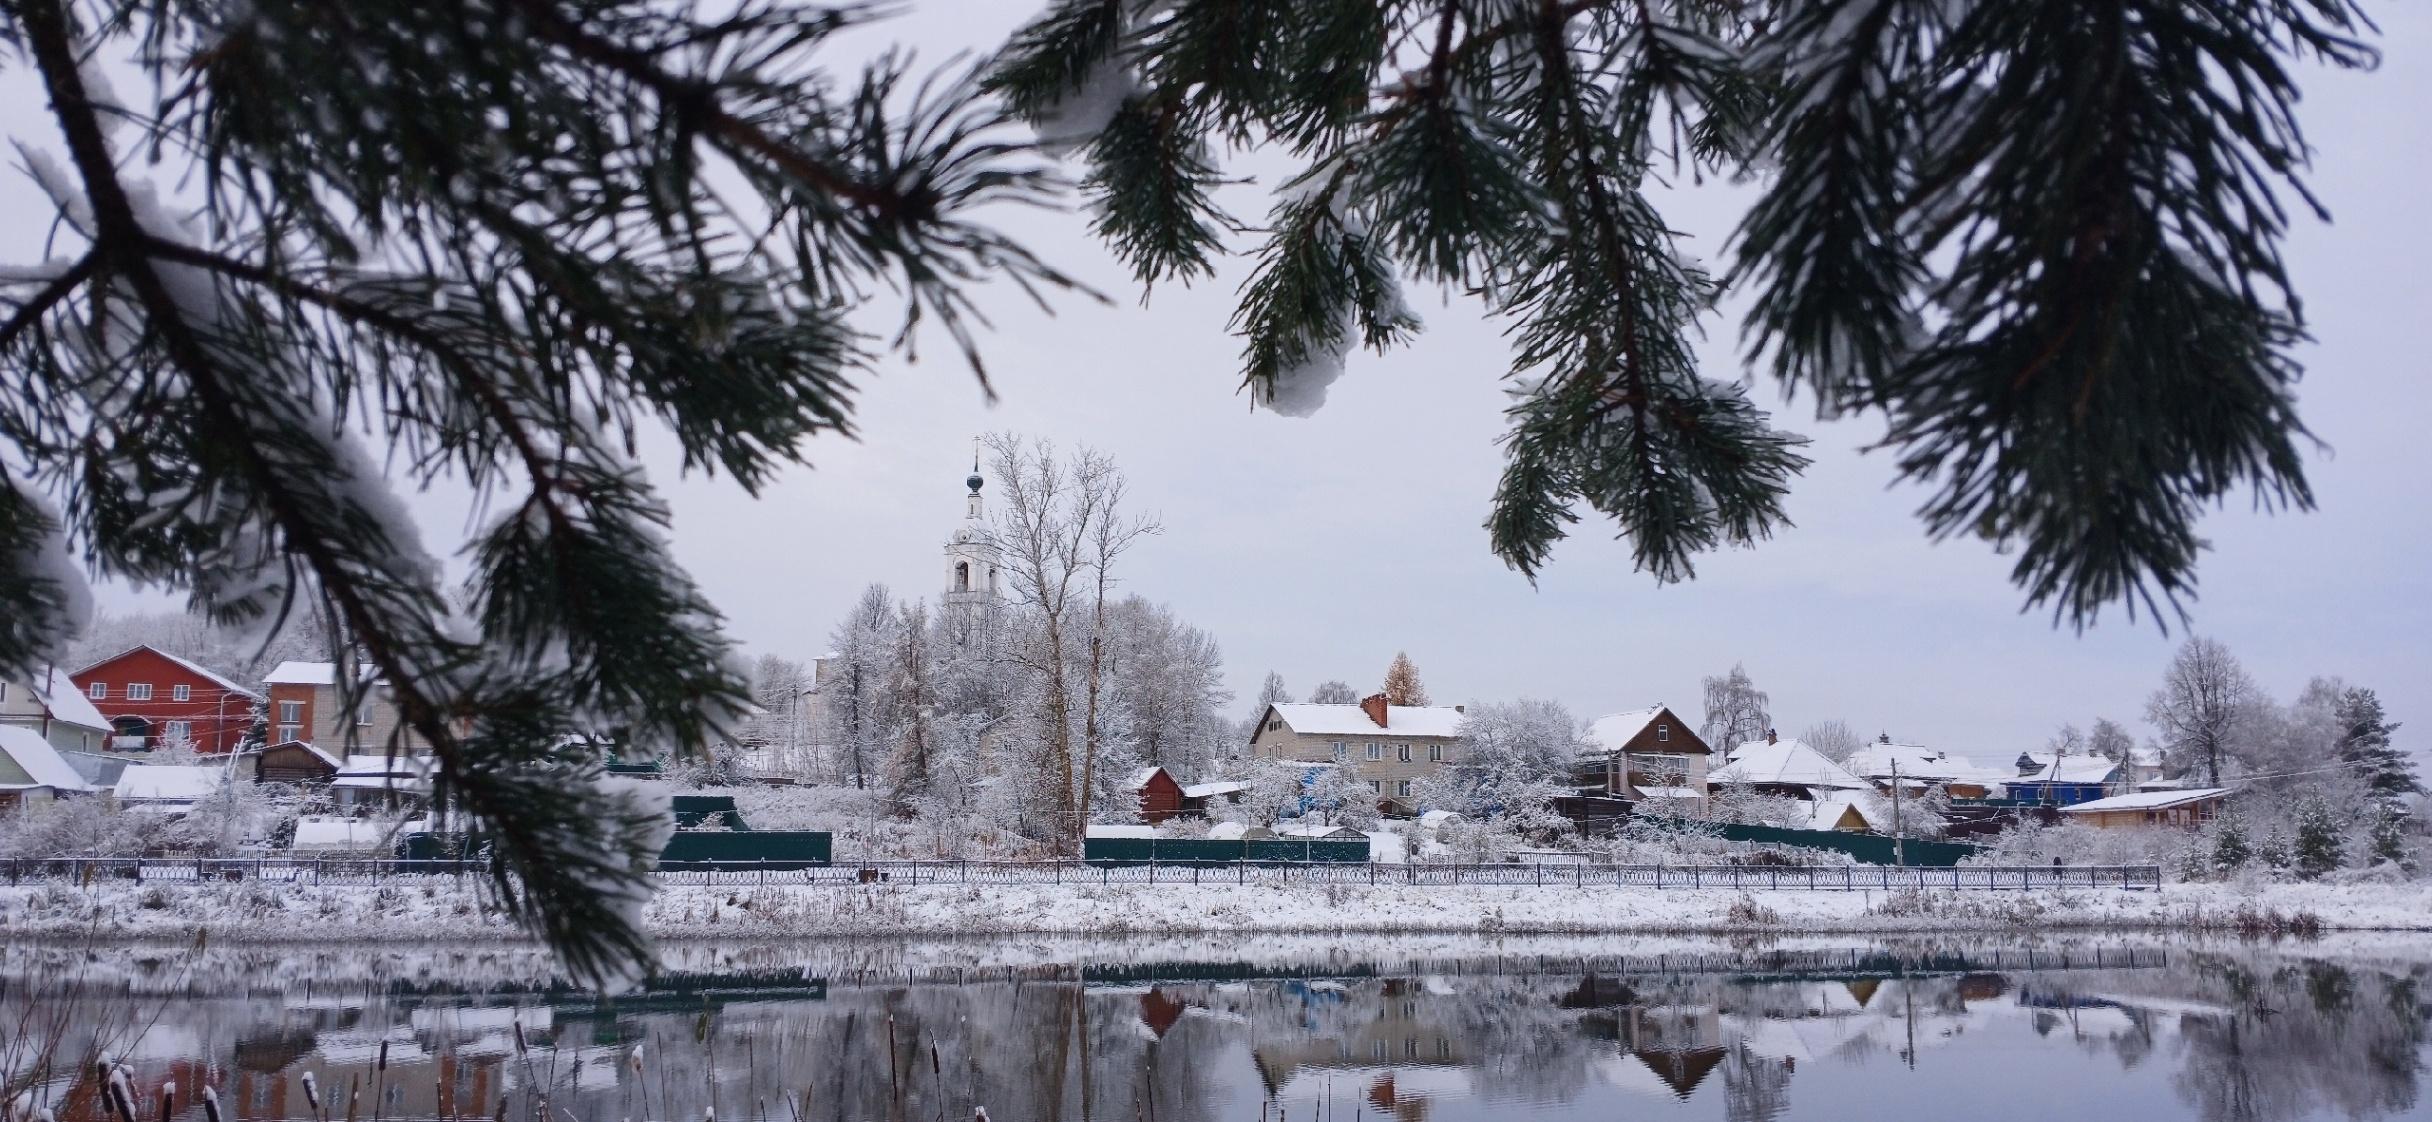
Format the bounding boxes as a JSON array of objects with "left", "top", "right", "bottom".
[
  {"left": 127, "top": 683, "right": 153, "bottom": 701},
  {"left": 1397, "top": 780, "right": 1412, "bottom": 797},
  {"left": 1657, "top": 723, "right": 1669, "bottom": 742},
  {"left": 1428, "top": 744, "right": 1442, "bottom": 762},
  {"left": 1397, "top": 744, "right": 1411, "bottom": 762},
  {"left": 357, "top": 706, "right": 375, "bottom": 727},
  {"left": 172, "top": 685, "right": 191, "bottom": 702},
  {"left": 278, "top": 700, "right": 303, "bottom": 724},
  {"left": 165, "top": 720, "right": 191, "bottom": 739},
  {"left": 88, "top": 682, "right": 107, "bottom": 699},
  {"left": 276, "top": 725, "right": 301, "bottom": 743},
  {"left": 1369, "top": 780, "right": 1382, "bottom": 794},
  {"left": 1366, "top": 743, "right": 1382, "bottom": 761},
  {"left": 1332, "top": 743, "right": 1348, "bottom": 763}
]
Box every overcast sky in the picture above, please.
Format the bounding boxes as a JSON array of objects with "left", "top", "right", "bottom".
[{"left": 13, "top": 5, "right": 2428, "bottom": 764}]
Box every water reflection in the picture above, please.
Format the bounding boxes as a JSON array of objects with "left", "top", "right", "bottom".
[{"left": 3, "top": 939, "right": 2425, "bottom": 1122}]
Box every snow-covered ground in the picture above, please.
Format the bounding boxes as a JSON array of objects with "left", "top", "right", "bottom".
[{"left": 3, "top": 877, "right": 2425, "bottom": 943}]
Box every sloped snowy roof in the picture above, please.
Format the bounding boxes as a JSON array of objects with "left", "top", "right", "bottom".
[
  {"left": 268, "top": 740, "right": 342, "bottom": 768},
  {"left": 1274, "top": 821, "right": 1366, "bottom": 839},
  {"left": 2011, "top": 754, "right": 2120, "bottom": 786},
  {"left": 1181, "top": 780, "right": 1245, "bottom": 799},
  {"left": 1845, "top": 744, "right": 2006, "bottom": 784},
  {"left": 1267, "top": 702, "right": 1466, "bottom": 739},
  {"left": 74, "top": 645, "right": 262, "bottom": 700},
  {"left": 1713, "top": 740, "right": 1868, "bottom": 790},
  {"left": 1084, "top": 823, "right": 1159, "bottom": 839},
  {"left": 2059, "top": 788, "right": 2232, "bottom": 814},
  {"left": 114, "top": 764, "right": 229, "bottom": 803},
  {"left": 290, "top": 815, "right": 420, "bottom": 853},
  {"left": 331, "top": 754, "right": 435, "bottom": 792},
  {"left": 1806, "top": 792, "right": 1877, "bottom": 832},
  {"left": 1205, "top": 821, "right": 1274, "bottom": 841},
  {"left": 1586, "top": 707, "right": 1663, "bottom": 749},
  {"left": 0, "top": 725, "right": 90, "bottom": 791},
  {"left": 265, "top": 661, "right": 348, "bottom": 685},
  {"left": 26, "top": 666, "right": 107, "bottom": 732},
  {"left": 1127, "top": 766, "right": 1166, "bottom": 790}
]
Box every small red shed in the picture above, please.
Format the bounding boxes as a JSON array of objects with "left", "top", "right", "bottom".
[{"left": 1130, "top": 766, "right": 1187, "bottom": 823}]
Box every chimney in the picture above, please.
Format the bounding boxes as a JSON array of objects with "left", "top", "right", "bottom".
[
  {"left": 1453, "top": 704, "right": 1465, "bottom": 714},
  {"left": 1359, "top": 693, "right": 1390, "bottom": 729},
  {"left": 1765, "top": 728, "right": 1778, "bottom": 746}
]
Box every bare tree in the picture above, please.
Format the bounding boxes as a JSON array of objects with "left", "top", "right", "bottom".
[
  {"left": 1700, "top": 664, "right": 1772, "bottom": 752},
  {"left": 2088, "top": 718, "right": 2136, "bottom": 762},
  {"left": 983, "top": 434, "right": 1154, "bottom": 849},
  {"left": 1800, "top": 719, "right": 1861, "bottom": 762},
  {"left": 2145, "top": 636, "right": 2261, "bottom": 786}
]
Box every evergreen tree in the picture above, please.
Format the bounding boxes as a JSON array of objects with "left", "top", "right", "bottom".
[
  {"left": 1381, "top": 652, "right": 1429, "bottom": 706},
  {"left": 988, "top": 0, "right": 2374, "bottom": 625},
  {"left": 2368, "top": 806, "right": 2412, "bottom": 873},
  {"left": 2210, "top": 811, "right": 2252, "bottom": 875},
  {"left": 883, "top": 602, "right": 937, "bottom": 816},
  {"left": 2335, "top": 688, "right": 2418, "bottom": 806},
  {"left": 0, "top": 0, "right": 1078, "bottom": 985},
  {"left": 2293, "top": 797, "right": 2344, "bottom": 880},
  {"left": 2259, "top": 824, "right": 2294, "bottom": 874}
]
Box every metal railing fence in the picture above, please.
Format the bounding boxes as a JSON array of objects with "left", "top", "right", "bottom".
[{"left": 0, "top": 856, "right": 2164, "bottom": 891}]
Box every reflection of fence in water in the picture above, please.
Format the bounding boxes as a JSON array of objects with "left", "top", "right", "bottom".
[{"left": 1, "top": 855, "right": 2164, "bottom": 890}]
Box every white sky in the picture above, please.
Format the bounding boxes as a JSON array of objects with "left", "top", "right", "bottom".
[{"left": 8, "top": 5, "right": 2426, "bottom": 763}]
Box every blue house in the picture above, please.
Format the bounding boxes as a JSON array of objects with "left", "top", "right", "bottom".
[{"left": 2003, "top": 753, "right": 2122, "bottom": 806}]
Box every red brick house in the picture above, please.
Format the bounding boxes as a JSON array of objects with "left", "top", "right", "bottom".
[{"left": 68, "top": 645, "right": 262, "bottom": 754}]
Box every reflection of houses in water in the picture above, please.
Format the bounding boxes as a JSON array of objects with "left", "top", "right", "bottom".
[
  {"left": 1568, "top": 975, "right": 1732, "bottom": 1098},
  {"left": 1249, "top": 978, "right": 1466, "bottom": 1117}
]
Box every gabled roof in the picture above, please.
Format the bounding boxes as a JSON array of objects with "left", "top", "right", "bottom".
[
  {"left": 1713, "top": 739, "right": 1868, "bottom": 790},
  {"left": 0, "top": 725, "right": 91, "bottom": 791},
  {"left": 1181, "top": 780, "right": 1245, "bottom": 799},
  {"left": 1846, "top": 744, "right": 2007, "bottom": 784},
  {"left": 1127, "top": 766, "right": 1168, "bottom": 790},
  {"left": 1584, "top": 706, "right": 1707, "bottom": 754},
  {"left": 1266, "top": 702, "right": 1467, "bottom": 739},
  {"left": 1806, "top": 791, "right": 1878, "bottom": 832},
  {"left": 72, "top": 645, "right": 262, "bottom": 700},
  {"left": 1085, "top": 823, "right": 1159, "bottom": 839},
  {"left": 264, "top": 661, "right": 359, "bottom": 686},
  {"left": 264, "top": 740, "right": 342, "bottom": 768},
  {"left": 24, "top": 666, "right": 107, "bottom": 732},
  {"left": 2059, "top": 788, "right": 2233, "bottom": 814},
  {"left": 2010, "top": 754, "right": 2120, "bottom": 786},
  {"left": 114, "top": 764, "right": 230, "bottom": 803}
]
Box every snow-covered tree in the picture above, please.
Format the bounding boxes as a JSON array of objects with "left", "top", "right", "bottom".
[
  {"left": 1304, "top": 765, "right": 1380, "bottom": 829},
  {"left": 883, "top": 602, "right": 937, "bottom": 815},
  {"left": 1231, "top": 758, "right": 1312, "bottom": 828},
  {"left": 2146, "top": 637, "right": 2262, "bottom": 786},
  {"left": 987, "top": 0, "right": 2369, "bottom": 628},
  {"left": 2209, "top": 811, "right": 2252, "bottom": 875},
  {"left": 2088, "top": 718, "right": 2137, "bottom": 763},
  {"left": 2335, "top": 688, "right": 2418, "bottom": 808},
  {"left": 1436, "top": 698, "right": 1587, "bottom": 817},
  {"left": 2293, "top": 796, "right": 2344, "bottom": 879},
  {"left": 1307, "top": 679, "right": 1358, "bottom": 705},
  {"left": 2368, "top": 806, "right": 2412, "bottom": 873},
  {"left": 824, "top": 585, "right": 903, "bottom": 792},
  {"left": 1380, "top": 652, "right": 1429, "bottom": 706},
  {"left": 1700, "top": 664, "right": 1772, "bottom": 752}
]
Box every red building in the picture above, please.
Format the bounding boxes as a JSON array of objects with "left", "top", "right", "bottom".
[
  {"left": 1130, "top": 766, "right": 1188, "bottom": 823},
  {"left": 68, "top": 645, "right": 262, "bottom": 754}
]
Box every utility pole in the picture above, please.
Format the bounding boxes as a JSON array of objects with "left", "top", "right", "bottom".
[{"left": 1891, "top": 759, "right": 1906, "bottom": 867}]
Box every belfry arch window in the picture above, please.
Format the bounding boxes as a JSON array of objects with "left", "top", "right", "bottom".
[{"left": 954, "top": 561, "right": 970, "bottom": 592}]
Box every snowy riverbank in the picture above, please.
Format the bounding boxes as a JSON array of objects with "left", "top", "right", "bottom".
[{"left": 5, "top": 877, "right": 2429, "bottom": 943}]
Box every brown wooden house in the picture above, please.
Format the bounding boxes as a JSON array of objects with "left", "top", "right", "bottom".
[{"left": 255, "top": 740, "right": 340, "bottom": 785}]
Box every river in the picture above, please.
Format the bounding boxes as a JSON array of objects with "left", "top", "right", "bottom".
[{"left": 2, "top": 933, "right": 2426, "bottom": 1122}]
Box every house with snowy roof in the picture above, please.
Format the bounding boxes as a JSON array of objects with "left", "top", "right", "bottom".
[
  {"left": 1710, "top": 731, "right": 1869, "bottom": 798},
  {"left": 1249, "top": 693, "right": 1467, "bottom": 812},
  {"left": 0, "top": 666, "right": 111, "bottom": 755},
  {"left": 2003, "top": 753, "right": 2122, "bottom": 806},
  {"left": 1576, "top": 705, "right": 1712, "bottom": 801},
  {"left": 0, "top": 723, "right": 94, "bottom": 810},
  {"left": 113, "top": 763, "right": 233, "bottom": 812},
  {"left": 1844, "top": 736, "right": 2008, "bottom": 799},
  {"left": 70, "top": 645, "right": 263, "bottom": 754},
  {"left": 2058, "top": 787, "right": 2233, "bottom": 830}
]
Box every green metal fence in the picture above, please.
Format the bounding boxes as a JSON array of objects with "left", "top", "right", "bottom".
[
  {"left": 1713, "top": 823, "right": 1985, "bottom": 867},
  {"left": 658, "top": 830, "right": 831, "bottom": 868}
]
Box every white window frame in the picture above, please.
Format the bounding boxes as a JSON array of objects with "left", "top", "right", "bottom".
[
  {"left": 1368, "top": 780, "right": 1382, "bottom": 794},
  {"left": 1397, "top": 743, "right": 1411, "bottom": 762},
  {"left": 127, "top": 683, "right": 153, "bottom": 701},
  {"left": 1428, "top": 744, "right": 1442, "bottom": 762},
  {"left": 172, "top": 684, "right": 191, "bottom": 702},
  {"left": 1366, "top": 742, "right": 1382, "bottom": 761},
  {"left": 88, "top": 682, "right": 107, "bottom": 699},
  {"left": 164, "top": 720, "right": 192, "bottom": 739},
  {"left": 278, "top": 700, "right": 304, "bottom": 724},
  {"left": 1396, "top": 779, "right": 1412, "bottom": 797},
  {"left": 1658, "top": 723, "right": 1670, "bottom": 742},
  {"left": 356, "top": 706, "right": 375, "bottom": 727},
  {"left": 275, "top": 724, "right": 301, "bottom": 744},
  {"left": 1331, "top": 743, "right": 1348, "bottom": 763}
]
